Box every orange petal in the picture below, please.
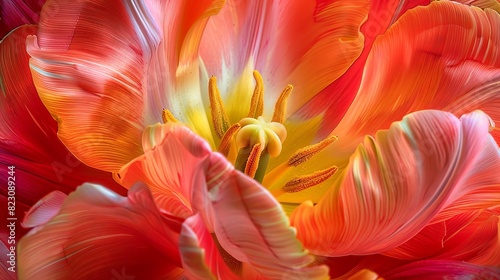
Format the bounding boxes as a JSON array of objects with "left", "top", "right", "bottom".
[
  {"left": 333, "top": 1, "right": 500, "bottom": 160},
  {"left": 27, "top": 0, "right": 224, "bottom": 172},
  {"left": 290, "top": 110, "right": 500, "bottom": 256},
  {"left": 293, "top": 0, "right": 432, "bottom": 136},
  {"left": 116, "top": 123, "right": 213, "bottom": 218},
  {"left": 0, "top": 25, "right": 125, "bottom": 208},
  {"left": 199, "top": 0, "right": 369, "bottom": 121},
  {"left": 18, "top": 183, "right": 182, "bottom": 279}
]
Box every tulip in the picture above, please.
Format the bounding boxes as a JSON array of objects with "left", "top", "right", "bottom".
[{"left": 1, "top": 0, "right": 499, "bottom": 279}]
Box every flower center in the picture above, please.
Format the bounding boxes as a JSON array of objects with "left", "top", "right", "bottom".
[{"left": 162, "top": 71, "right": 339, "bottom": 196}]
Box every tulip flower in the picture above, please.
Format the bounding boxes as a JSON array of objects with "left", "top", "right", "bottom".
[{"left": 2, "top": 0, "right": 500, "bottom": 279}]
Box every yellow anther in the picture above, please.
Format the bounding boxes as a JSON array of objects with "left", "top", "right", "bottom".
[
  {"left": 162, "top": 109, "right": 178, "bottom": 123},
  {"left": 218, "top": 123, "right": 241, "bottom": 157},
  {"left": 236, "top": 117, "right": 286, "bottom": 157},
  {"left": 271, "top": 85, "right": 293, "bottom": 124},
  {"left": 282, "top": 166, "right": 338, "bottom": 193},
  {"left": 288, "top": 135, "right": 338, "bottom": 167},
  {"left": 209, "top": 76, "right": 231, "bottom": 138},
  {"left": 244, "top": 143, "right": 264, "bottom": 178},
  {"left": 248, "top": 71, "right": 264, "bottom": 118}
]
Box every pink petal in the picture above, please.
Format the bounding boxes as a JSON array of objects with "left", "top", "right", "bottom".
[
  {"left": 116, "top": 123, "right": 213, "bottom": 218},
  {"left": 21, "top": 190, "right": 66, "bottom": 228},
  {"left": 18, "top": 183, "right": 182, "bottom": 279},
  {"left": 290, "top": 110, "right": 500, "bottom": 256},
  {"left": 201, "top": 152, "right": 330, "bottom": 279},
  {"left": 117, "top": 121, "right": 329, "bottom": 278},
  {"left": 179, "top": 214, "right": 238, "bottom": 280}
]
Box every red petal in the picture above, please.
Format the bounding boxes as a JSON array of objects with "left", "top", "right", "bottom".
[
  {"left": 381, "top": 260, "right": 500, "bottom": 279},
  {"left": 0, "top": 0, "right": 45, "bottom": 38},
  {"left": 18, "top": 183, "right": 182, "bottom": 279}
]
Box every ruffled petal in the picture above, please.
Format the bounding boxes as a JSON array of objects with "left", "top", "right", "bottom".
[
  {"left": 332, "top": 1, "right": 500, "bottom": 162},
  {"left": 0, "top": 26, "right": 125, "bottom": 187},
  {"left": 18, "top": 183, "right": 182, "bottom": 279},
  {"left": 0, "top": 0, "right": 45, "bottom": 38},
  {"left": 27, "top": 0, "right": 224, "bottom": 172},
  {"left": 0, "top": 25, "right": 125, "bottom": 245},
  {"left": 290, "top": 110, "right": 500, "bottom": 256},
  {"left": 202, "top": 153, "right": 330, "bottom": 279},
  {"left": 115, "top": 123, "right": 213, "bottom": 218},
  {"left": 199, "top": 0, "right": 369, "bottom": 121},
  {"left": 117, "top": 121, "right": 329, "bottom": 278}
]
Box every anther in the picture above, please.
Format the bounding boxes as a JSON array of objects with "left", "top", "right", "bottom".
[
  {"left": 248, "top": 71, "right": 264, "bottom": 118},
  {"left": 282, "top": 166, "right": 338, "bottom": 193},
  {"left": 244, "top": 144, "right": 263, "bottom": 178},
  {"left": 288, "top": 135, "right": 338, "bottom": 167},
  {"left": 271, "top": 85, "right": 293, "bottom": 124},
  {"left": 209, "top": 76, "right": 231, "bottom": 138},
  {"left": 162, "top": 109, "right": 178, "bottom": 123},
  {"left": 218, "top": 123, "right": 241, "bottom": 157}
]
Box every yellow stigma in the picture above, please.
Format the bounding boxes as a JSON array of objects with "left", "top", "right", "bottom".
[{"left": 236, "top": 117, "right": 287, "bottom": 158}]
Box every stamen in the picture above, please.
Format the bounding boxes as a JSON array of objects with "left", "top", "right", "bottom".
[
  {"left": 282, "top": 166, "right": 338, "bottom": 193},
  {"left": 288, "top": 135, "right": 338, "bottom": 167},
  {"left": 218, "top": 123, "right": 241, "bottom": 157},
  {"left": 162, "top": 109, "right": 178, "bottom": 123},
  {"left": 248, "top": 71, "right": 264, "bottom": 118},
  {"left": 271, "top": 85, "right": 293, "bottom": 124},
  {"left": 244, "top": 143, "right": 263, "bottom": 178},
  {"left": 209, "top": 76, "right": 231, "bottom": 138}
]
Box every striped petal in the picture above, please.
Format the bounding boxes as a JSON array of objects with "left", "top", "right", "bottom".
[
  {"left": 116, "top": 122, "right": 329, "bottom": 278},
  {"left": 290, "top": 110, "right": 500, "bottom": 256},
  {"left": 18, "top": 183, "right": 182, "bottom": 279},
  {"left": 0, "top": 25, "right": 126, "bottom": 247},
  {"left": 116, "top": 123, "right": 213, "bottom": 218},
  {"left": 27, "top": 0, "right": 224, "bottom": 172},
  {"left": 332, "top": 1, "right": 500, "bottom": 163},
  {"left": 293, "top": 0, "right": 432, "bottom": 136}
]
